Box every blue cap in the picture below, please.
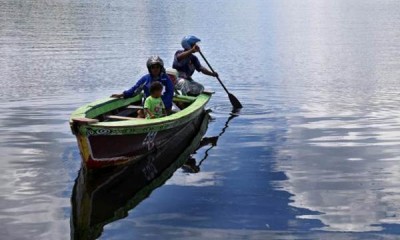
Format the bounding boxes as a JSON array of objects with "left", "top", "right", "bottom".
[{"left": 181, "top": 35, "right": 201, "bottom": 50}]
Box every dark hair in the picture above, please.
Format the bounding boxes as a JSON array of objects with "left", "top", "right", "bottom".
[{"left": 149, "top": 81, "right": 163, "bottom": 94}]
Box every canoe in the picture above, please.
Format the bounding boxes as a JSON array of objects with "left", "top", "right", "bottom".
[
  {"left": 71, "top": 112, "right": 211, "bottom": 239},
  {"left": 69, "top": 91, "right": 213, "bottom": 168}
]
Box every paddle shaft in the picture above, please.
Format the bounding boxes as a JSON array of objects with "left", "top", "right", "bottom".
[
  {"left": 198, "top": 49, "right": 243, "bottom": 109},
  {"left": 198, "top": 50, "right": 230, "bottom": 94}
]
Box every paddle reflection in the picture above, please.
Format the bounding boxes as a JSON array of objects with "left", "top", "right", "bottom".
[{"left": 182, "top": 113, "right": 239, "bottom": 173}]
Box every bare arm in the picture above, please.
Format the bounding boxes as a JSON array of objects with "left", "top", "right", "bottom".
[
  {"left": 176, "top": 45, "right": 200, "bottom": 61},
  {"left": 110, "top": 93, "right": 124, "bottom": 98},
  {"left": 145, "top": 109, "right": 155, "bottom": 119},
  {"left": 200, "top": 66, "right": 218, "bottom": 77}
]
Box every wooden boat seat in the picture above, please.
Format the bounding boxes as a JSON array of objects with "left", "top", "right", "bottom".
[
  {"left": 106, "top": 115, "right": 138, "bottom": 120},
  {"left": 71, "top": 117, "right": 99, "bottom": 124},
  {"left": 126, "top": 105, "right": 143, "bottom": 110}
]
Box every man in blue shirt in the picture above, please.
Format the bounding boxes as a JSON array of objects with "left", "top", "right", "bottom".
[
  {"left": 111, "top": 56, "right": 174, "bottom": 114},
  {"left": 173, "top": 35, "right": 218, "bottom": 96}
]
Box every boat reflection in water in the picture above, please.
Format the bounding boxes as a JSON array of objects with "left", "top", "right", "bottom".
[{"left": 71, "top": 110, "right": 238, "bottom": 239}]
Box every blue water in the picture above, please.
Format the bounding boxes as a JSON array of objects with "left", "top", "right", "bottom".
[{"left": 1, "top": 0, "right": 400, "bottom": 239}]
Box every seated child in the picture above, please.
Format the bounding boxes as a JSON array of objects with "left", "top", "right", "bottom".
[{"left": 144, "top": 81, "right": 167, "bottom": 119}]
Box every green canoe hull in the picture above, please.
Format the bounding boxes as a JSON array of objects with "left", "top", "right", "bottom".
[{"left": 69, "top": 93, "right": 212, "bottom": 168}]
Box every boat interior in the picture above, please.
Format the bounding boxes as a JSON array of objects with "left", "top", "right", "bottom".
[{"left": 98, "top": 95, "right": 197, "bottom": 122}]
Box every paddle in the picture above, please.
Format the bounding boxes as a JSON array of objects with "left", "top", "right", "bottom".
[{"left": 198, "top": 50, "right": 243, "bottom": 109}]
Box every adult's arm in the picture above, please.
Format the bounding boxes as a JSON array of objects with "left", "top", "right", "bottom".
[
  {"left": 176, "top": 45, "right": 200, "bottom": 61},
  {"left": 200, "top": 66, "right": 218, "bottom": 77},
  {"left": 161, "top": 74, "right": 174, "bottom": 110},
  {"left": 191, "top": 54, "right": 218, "bottom": 77},
  {"left": 123, "top": 76, "right": 146, "bottom": 98}
]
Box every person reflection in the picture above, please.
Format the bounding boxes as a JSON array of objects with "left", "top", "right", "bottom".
[
  {"left": 182, "top": 136, "right": 219, "bottom": 173},
  {"left": 182, "top": 111, "right": 239, "bottom": 173}
]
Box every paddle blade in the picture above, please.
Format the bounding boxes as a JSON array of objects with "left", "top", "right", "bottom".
[{"left": 228, "top": 93, "right": 243, "bottom": 109}]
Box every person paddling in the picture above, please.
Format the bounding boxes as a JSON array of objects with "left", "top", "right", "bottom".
[
  {"left": 111, "top": 56, "right": 174, "bottom": 116},
  {"left": 173, "top": 35, "right": 218, "bottom": 96}
]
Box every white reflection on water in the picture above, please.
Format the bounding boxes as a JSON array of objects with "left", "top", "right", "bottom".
[
  {"left": 166, "top": 171, "right": 221, "bottom": 187},
  {"left": 0, "top": 96, "right": 83, "bottom": 239},
  {"left": 276, "top": 103, "right": 400, "bottom": 232},
  {"left": 271, "top": 0, "right": 400, "bottom": 231}
]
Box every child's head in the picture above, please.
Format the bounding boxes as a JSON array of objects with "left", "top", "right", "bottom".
[{"left": 150, "top": 81, "right": 163, "bottom": 98}]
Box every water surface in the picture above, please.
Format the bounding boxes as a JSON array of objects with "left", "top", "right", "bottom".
[{"left": 1, "top": 0, "right": 400, "bottom": 239}]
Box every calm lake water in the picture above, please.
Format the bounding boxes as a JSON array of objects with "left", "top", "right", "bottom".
[{"left": 1, "top": 0, "right": 400, "bottom": 239}]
